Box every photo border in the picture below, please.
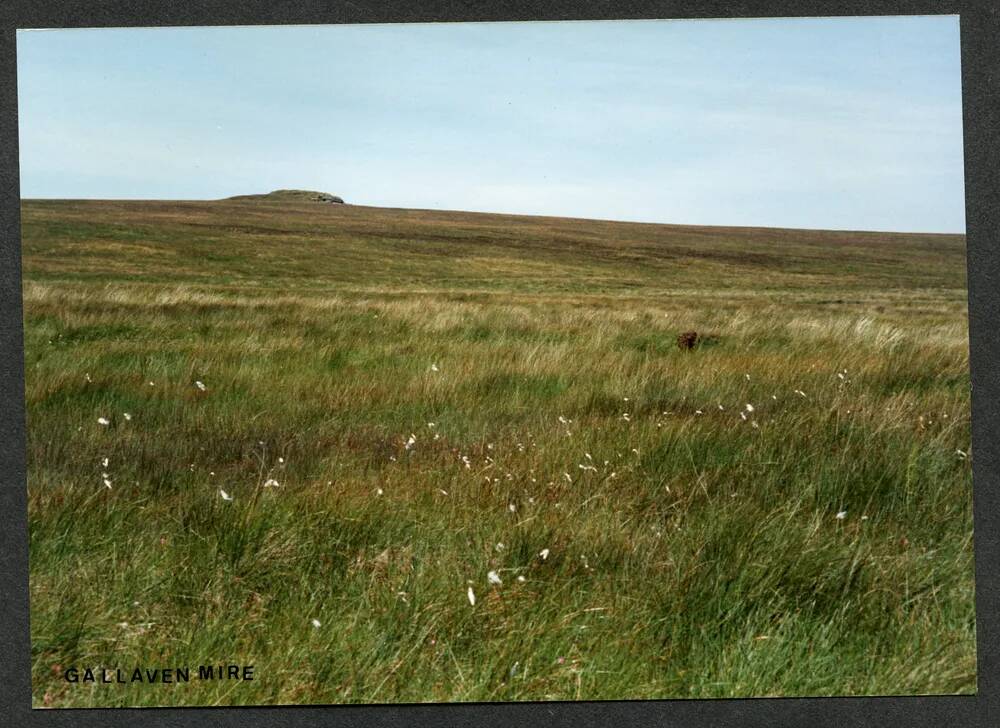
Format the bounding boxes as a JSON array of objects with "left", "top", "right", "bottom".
[{"left": 1, "top": 2, "right": 996, "bottom": 726}]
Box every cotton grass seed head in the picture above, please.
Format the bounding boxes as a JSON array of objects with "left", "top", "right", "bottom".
[
  {"left": 194, "top": 381, "right": 206, "bottom": 391},
  {"left": 487, "top": 570, "right": 502, "bottom": 585},
  {"left": 219, "top": 490, "right": 233, "bottom": 501},
  {"left": 97, "top": 417, "right": 110, "bottom": 426},
  {"left": 467, "top": 586, "right": 476, "bottom": 606}
]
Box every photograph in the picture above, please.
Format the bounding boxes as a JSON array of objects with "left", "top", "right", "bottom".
[{"left": 16, "top": 15, "right": 975, "bottom": 708}]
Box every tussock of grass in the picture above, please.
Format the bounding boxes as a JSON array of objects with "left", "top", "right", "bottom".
[{"left": 22, "top": 199, "right": 974, "bottom": 706}]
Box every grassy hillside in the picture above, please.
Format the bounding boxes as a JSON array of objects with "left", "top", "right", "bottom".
[{"left": 21, "top": 198, "right": 974, "bottom": 706}]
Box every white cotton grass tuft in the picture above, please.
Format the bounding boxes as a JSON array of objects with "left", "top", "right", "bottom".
[
  {"left": 835, "top": 510, "right": 848, "bottom": 520},
  {"left": 467, "top": 586, "right": 476, "bottom": 606},
  {"left": 745, "top": 404, "right": 755, "bottom": 413},
  {"left": 123, "top": 413, "right": 132, "bottom": 421},
  {"left": 97, "top": 417, "right": 110, "bottom": 426},
  {"left": 102, "top": 457, "right": 109, "bottom": 467},
  {"left": 539, "top": 548, "right": 550, "bottom": 560},
  {"left": 430, "top": 363, "right": 439, "bottom": 372},
  {"left": 194, "top": 381, "right": 207, "bottom": 391},
  {"left": 311, "top": 618, "right": 321, "bottom": 629},
  {"left": 263, "top": 478, "right": 280, "bottom": 488},
  {"left": 487, "top": 570, "right": 502, "bottom": 585},
  {"left": 219, "top": 489, "right": 233, "bottom": 501},
  {"left": 405, "top": 434, "right": 417, "bottom": 450}
]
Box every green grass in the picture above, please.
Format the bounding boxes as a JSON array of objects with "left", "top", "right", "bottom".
[{"left": 22, "top": 198, "right": 974, "bottom": 706}]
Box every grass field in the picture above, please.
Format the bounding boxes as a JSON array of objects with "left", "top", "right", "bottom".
[{"left": 21, "top": 196, "right": 975, "bottom": 706}]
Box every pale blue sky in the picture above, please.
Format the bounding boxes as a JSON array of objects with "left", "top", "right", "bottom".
[{"left": 17, "top": 16, "right": 965, "bottom": 232}]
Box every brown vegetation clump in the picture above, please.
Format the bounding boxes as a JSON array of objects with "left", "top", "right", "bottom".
[{"left": 677, "top": 330, "right": 699, "bottom": 350}]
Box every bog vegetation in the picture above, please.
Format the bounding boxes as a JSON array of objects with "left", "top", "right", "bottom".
[{"left": 21, "top": 197, "right": 975, "bottom": 706}]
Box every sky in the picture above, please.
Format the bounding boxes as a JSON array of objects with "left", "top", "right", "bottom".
[{"left": 16, "top": 16, "right": 965, "bottom": 233}]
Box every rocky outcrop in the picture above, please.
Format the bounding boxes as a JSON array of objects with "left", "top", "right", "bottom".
[{"left": 226, "top": 189, "right": 345, "bottom": 204}]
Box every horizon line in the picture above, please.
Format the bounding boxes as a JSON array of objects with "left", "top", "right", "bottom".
[{"left": 18, "top": 194, "right": 968, "bottom": 237}]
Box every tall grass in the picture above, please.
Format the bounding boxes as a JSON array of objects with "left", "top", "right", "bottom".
[{"left": 22, "top": 200, "right": 974, "bottom": 706}]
